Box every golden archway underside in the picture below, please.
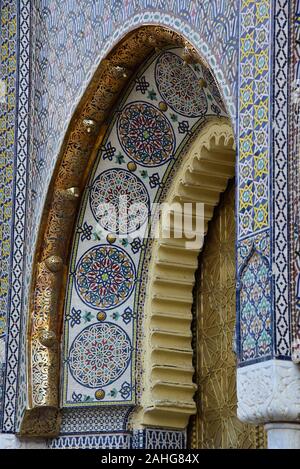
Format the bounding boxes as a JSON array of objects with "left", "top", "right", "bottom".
[
  {"left": 189, "top": 182, "right": 266, "bottom": 448},
  {"left": 21, "top": 26, "right": 224, "bottom": 437}
]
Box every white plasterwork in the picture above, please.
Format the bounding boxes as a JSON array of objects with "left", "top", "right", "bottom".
[
  {"left": 0, "top": 434, "right": 46, "bottom": 449},
  {"left": 237, "top": 360, "right": 300, "bottom": 424}
]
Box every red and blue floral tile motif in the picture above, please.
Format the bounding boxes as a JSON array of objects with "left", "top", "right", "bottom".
[
  {"left": 62, "top": 47, "right": 228, "bottom": 407},
  {"left": 68, "top": 322, "right": 132, "bottom": 389},
  {"left": 155, "top": 51, "right": 208, "bottom": 117},
  {"left": 75, "top": 245, "right": 136, "bottom": 310},
  {"left": 90, "top": 169, "right": 149, "bottom": 235},
  {"left": 117, "top": 101, "right": 175, "bottom": 167}
]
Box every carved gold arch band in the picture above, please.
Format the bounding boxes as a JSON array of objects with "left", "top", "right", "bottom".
[{"left": 20, "top": 26, "right": 235, "bottom": 436}]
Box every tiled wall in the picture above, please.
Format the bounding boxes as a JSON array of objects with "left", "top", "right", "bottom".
[{"left": 0, "top": 1, "right": 296, "bottom": 448}]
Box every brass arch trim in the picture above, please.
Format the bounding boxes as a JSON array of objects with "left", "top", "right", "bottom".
[{"left": 21, "top": 26, "right": 232, "bottom": 437}]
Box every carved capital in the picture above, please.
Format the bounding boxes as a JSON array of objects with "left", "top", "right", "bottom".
[{"left": 237, "top": 360, "right": 300, "bottom": 424}]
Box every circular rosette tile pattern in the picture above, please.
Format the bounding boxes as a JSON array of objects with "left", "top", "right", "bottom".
[
  {"left": 69, "top": 322, "right": 132, "bottom": 388},
  {"left": 155, "top": 51, "right": 208, "bottom": 117},
  {"left": 89, "top": 169, "right": 149, "bottom": 235},
  {"left": 75, "top": 245, "right": 135, "bottom": 309},
  {"left": 117, "top": 101, "right": 175, "bottom": 167}
]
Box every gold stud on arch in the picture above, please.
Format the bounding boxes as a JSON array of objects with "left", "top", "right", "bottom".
[
  {"left": 95, "top": 389, "right": 105, "bottom": 400},
  {"left": 182, "top": 46, "right": 193, "bottom": 65},
  {"left": 113, "top": 65, "right": 128, "bottom": 79},
  {"left": 45, "top": 255, "right": 63, "bottom": 272},
  {"left": 198, "top": 78, "right": 207, "bottom": 89},
  {"left": 127, "top": 161, "right": 137, "bottom": 172},
  {"left": 38, "top": 330, "right": 57, "bottom": 348},
  {"left": 146, "top": 35, "right": 156, "bottom": 47},
  {"left": 106, "top": 233, "right": 116, "bottom": 244},
  {"left": 63, "top": 187, "right": 80, "bottom": 200},
  {"left": 159, "top": 101, "right": 168, "bottom": 112},
  {"left": 97, "top": 311, "right": 107, "bottom": 322}
]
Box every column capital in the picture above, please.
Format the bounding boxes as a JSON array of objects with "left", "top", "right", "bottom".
[{"left": 237, "top": 360, "right": 300, "bottom": 424}]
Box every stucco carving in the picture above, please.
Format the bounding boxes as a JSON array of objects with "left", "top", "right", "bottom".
[
  {"left": 19, "top": 408, "right": 61, "bottom": 438},
  {"left": 237, "top": 360, "right": 300, "bottom": 424}
]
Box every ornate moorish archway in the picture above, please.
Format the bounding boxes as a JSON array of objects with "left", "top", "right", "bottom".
[
  {"left": 20, "top": 27, "right": 198, "bottom": 436},
  {"left": 20, "top": 28, "right": 236, "bottom": 439}
]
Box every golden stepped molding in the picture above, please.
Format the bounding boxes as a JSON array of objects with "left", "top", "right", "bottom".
[
  {"left": 151, "top": 313, "right": 193, "bottom": 330},
  {"left": 137, "top": 119, "right": 235, "bottom": 430}
]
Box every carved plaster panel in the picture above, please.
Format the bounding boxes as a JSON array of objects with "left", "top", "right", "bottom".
[{"left": 237, "top": 360, "right": 300, "bottom": 424}]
